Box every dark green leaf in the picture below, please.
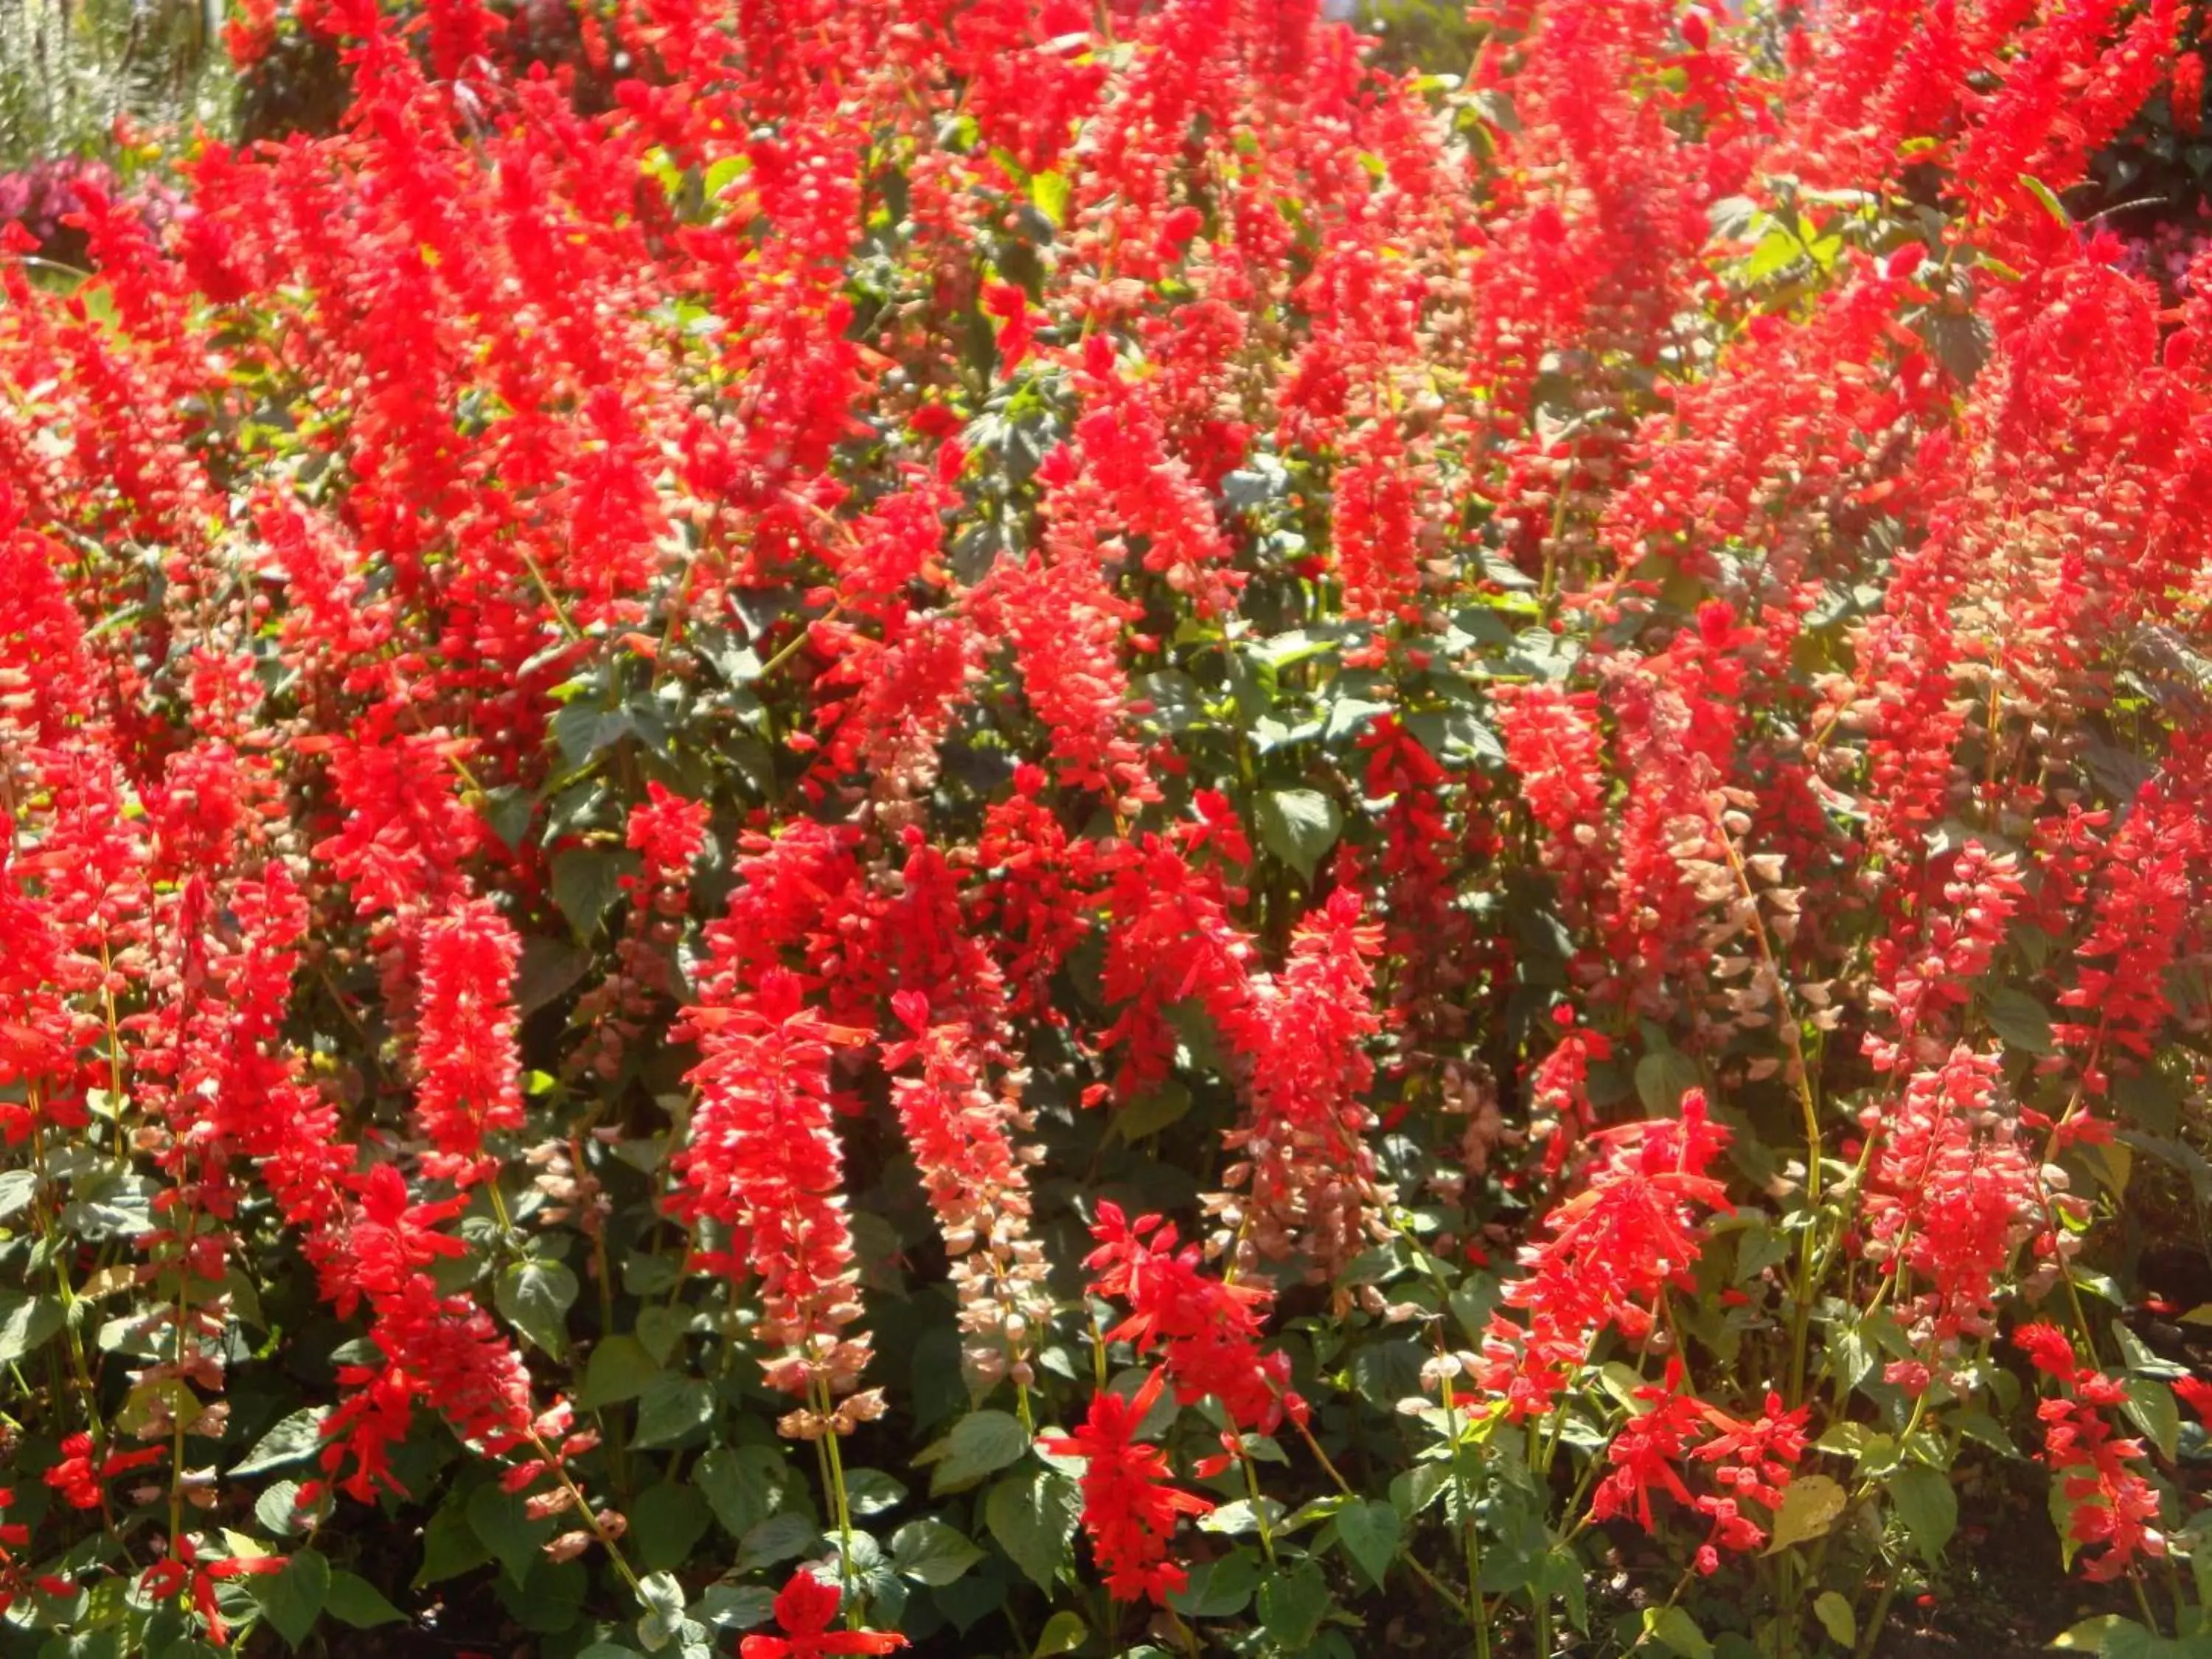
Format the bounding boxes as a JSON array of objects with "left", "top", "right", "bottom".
[
  {"left": 1887, "top": 1465, "right": 1957, "bottom": 1566},
  {"left": 1256, "top": 787, "right": 1341, "bottom": 881},
  {"left": 984, "top": 1467, "right": 1080, "bottom": 1590},
  {"left": 416, "top": 1495, "right": 494, "bottom": 1586},
  {"left": 248, "top": 1550, "right": 330, "bottom": 1649},
  {"left": 1031, "top": 1610, "right": 1088, "bottom": 1658},
  {"left": 467, "top": 1482, "right": 557, "bottom": 1587},
  {"left": 495, "top": 1259, "right": 578, "bottom": 1359},
  {"left": 551, "top": 849, "right": 639, "bottom": 940},
  {"left": 631, "top": 1483, "right": 713, "bottom": 1573},
  {"left": 324, "top": 1571, "right": 406, "bottom": 1630},
  {"left": 517, "top": 936, "right": 592, "bottom": 1017},
  {"left": 231, "top": 1407, "right": 333, "bottom": 1478},
  {"left": 931, "top": 1410, "right": 1030, "bottom": 1494},
  {"left": 636, "top": 1304, "right": 690, "bottom": 1366},
  {"left": 1635, "top": 1048, "right": 1702, "bottom": 1114},
  {"left": 891, "top": 1519, "right": 985, "bottom": 1586},
  {"left": 0, "top": 1292, "right": 63, "bottom": 1364},
  {"left": 736, "top": 1514, "right": 820, "bottom": 1575},
  {"left": 1334, "top": 1498, "right": 1400, "bottom": 1586},
  {"left": 1986, "top": 987, "right": 2056, "bottom": 1056},
  {"left": 1255, "top": 1560, "right": 1329, "bottom": 1651},
  {"left": 0, "top": 1169, "right": 36, "bottom": 1220},
  {"left": 580, "top": 1335, "right": 661, "bottom": 1409},
  {"left": 1646, "top": 1605, "right": 1714, "bottom": 1659},
  {"left": 632, "top": 1373, "right": 715, "bottom": 1447},
  {"left": 1167, "top": 1547, "right": 1259, "bottom": 1618}
]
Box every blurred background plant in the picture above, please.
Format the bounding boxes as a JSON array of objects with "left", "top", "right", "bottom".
[{"left": 0, "top": 0, "right": 232, "bottom": 165}]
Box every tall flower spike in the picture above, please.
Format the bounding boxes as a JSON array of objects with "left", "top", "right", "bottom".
[
  {"left": 412, "top": 897, "right": 524, "bottom": 1186},
  {"left": 1041, "top": 1369, "right": 1215, "bottom": 1606}
]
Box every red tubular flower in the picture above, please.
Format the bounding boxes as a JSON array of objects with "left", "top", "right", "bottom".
[
  {"left": 138, "top": 1538, "right": 282, "bottom": 1646},
  {"left": 411, "top": 897, "right": 524, "bottom": 1185},
  {"left": 1857, "top": 1046, "right": 2038, "bottom": 1344},
  {"left": 44, "top": 1433, "right": 164, "bottom": 1510},
  {"left": 740, "top": 1570, "right": 906, "bottom": 1658},
  {"left": 2037, "top": 1395, "right": 2167, "bottom": 1582},
  {"left": 1212, "top": 888, "right": 1387, "bottom": 1278},
  {"left": 1589, "top": 1366, "right": 1708, "bottom": 1533},
  {"left": 1085, "top": 1202, "right": 1298, "bottom": 1433},
  {"left": 1042, "top": 1369, "right": 1215, "bottom": 1605},
  {"left": 1478, "top": 1092, "right": 1731, "bottom": 1419},
  {"left": 672, "top": 968, "right": 873, "bottom": 1402}
]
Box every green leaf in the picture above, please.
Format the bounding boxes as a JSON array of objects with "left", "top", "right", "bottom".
[
  {"left": 737, "top": 1514, "right": 820, "bottom": 1574},
  {"left": 1110, "top": 1081, "right": 1191, "bottom": 1143},
  {"left": 891, "top": 1519, "right": 985, "bottom": 1586},
  {"left": 1256, "top": 787, "right": 1342, "bottom": 881},
  {"left": 517, "top": 936, "right": 592, "bottom": 1016},
  {"left": 1813, "top": 1591, "right": 1856, "bottom": 1649},
  {"left": 697, "top": 1444, "right": 799, "bottom": 1540},
  {"left": 231, "top": 1407, "right": 333, "bottom": 1477},
  {"left": 632, "top": 1373, "right": 716, "bottom": 1447},
  {"left": 467, "top": 1482, "right": 557, "bottom": 1587},
  {"left": 631, "top": 1483, "right": 713, "bottom": 1573},
  {"left": 0, "top": 1169, "right": 36, "bottom": 1219},
  {"left": 1029, "top": 170, "right": 1071, "bottom": 227},
  {"left": 1334, "top": 1498, "right": 1401, "bottom": 1587},
  {"left": 552, "top": 703, "right": 636, "bottom": 768},
  {"left": 416, "top": 1496, "right": 494, "bottom": 1586},
  {"left": 501, "top": 1557, "right": 588, "bottom": 1637},
  {"left": 2106, "top": 1627, "right": 2212, "bottom": 1659},
  {"left": 1256, "top": 1560, "right": 1329, "bottom": 1651},
  {"left": 256, "top": 1480, "right": 309, "bottom": 1537},
  {"left": 248, "top": 1549, "right": 330, "bottom": 1649},
  {"left": 844, "top": 1470, "right": 908, "bottom": 1518},
  {"left": 580, "top": 1335, "right": 661, "bottom": 1409},
  {"left": 695, "top": 1582, "right": 776, "bottom": 1632},
  {"left": 1635, "top": 1048, "right": 1702, "bottom": 1114},
  {"left": 0, "top": 1291, "right": 63, "bottom": 1363},
  {"left": 2125, "top": 1377, "right": 2182, "bottom": 1462},
  {"left": 551, "top": 848, "right": 639, "bottom": 940},
  {"left": 1032, "top": 1611, "right": 1088, "bottom": 1658},
  {"left": 931, "top": 1410, "right": 1031, "bottom": 1494},
  {"left": 2052, "top": 1616, "right": 2135, "bottom": 1652},
  {"left": 496, "top": 1259, "right": 579, "bottom": 1358},
  {"left": 1764, "top": 1474, "right": 1847, "bottom": 1553},
  {"left": 636, "top": 1304, "right": 690, "bottom": 1366},
  {"left": 1888, "top": 1465, "right": 1958, "bottom": 1567},
  {"left": 324, "top": 1571, "right": 406, "bottom": 1630},
  {"left": 1646, "top": 1605, "right": 1714, "bottom": 1659},
  {"left": 1167, "top": 1547, "right": 1259, "bottom": 1618},
  {"left": 1987, "top": 987, "right": 2057, "bottom": 1056},
  {"left": 985, "top": 1467, "right": 1080, "bottom": 1590}
]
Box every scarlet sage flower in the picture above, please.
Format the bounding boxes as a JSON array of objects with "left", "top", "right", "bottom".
[
  {"left": 740, "top": 1571, "right": 906, "bottom": 1658},
  {"left": 44, "top": 1433, "right": 164, "bottom": 1510},
  {"left": 1042, "top": 1369, "right": 1215, "bottom": 1604},
  {"left": 1085, "top": 1202, "right": 1299, "bottom": 1433},
  {"left": 137, "top": 1538, "right": 281, "bottom": 1646},
  {"left": 411, "top": 897, "right": 524, "bottom": 1185}
]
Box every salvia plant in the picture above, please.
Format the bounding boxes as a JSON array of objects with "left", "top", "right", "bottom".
[{"left": 2, "top": 1, "right": 2212, "bottom": 1658}]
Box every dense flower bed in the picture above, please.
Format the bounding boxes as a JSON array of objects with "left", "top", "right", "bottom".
[{"left": 4, "top": 1, "right": 2212, "bottom": 1656}]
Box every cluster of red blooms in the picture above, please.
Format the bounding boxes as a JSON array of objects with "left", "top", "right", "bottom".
[
  {"left": 2015, "top": 1326, "right": 2170, "bottom": 1582},
  {"left": 1, "top": 0, "right": 2211, "bottom": 1638},
  {"left": 1042, "top": 1369, "right": 1215, "bottom": 1606},
  {"left": 1477, "top": 1093, "right": 1733, "bottom": 1422},
  {"left": 1587, "top": 1367, "right": 1809, "bottom": 1576}
]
